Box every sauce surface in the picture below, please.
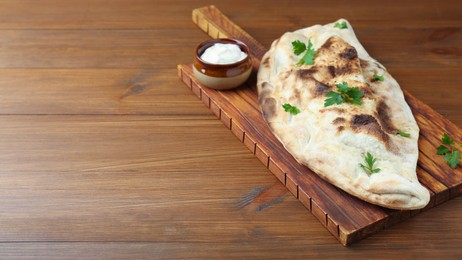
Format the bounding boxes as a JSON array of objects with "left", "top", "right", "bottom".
[{"left": 200, "top": 43, "right": 247, "bottom": 64}]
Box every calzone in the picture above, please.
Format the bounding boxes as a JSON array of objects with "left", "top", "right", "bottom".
[{"left": 257, "top": 19, "right": 430, "bottom": 210}]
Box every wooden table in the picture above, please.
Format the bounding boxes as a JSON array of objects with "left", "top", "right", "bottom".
[{"left": 0, "top": 0, "right": 460, "bottom": 258}]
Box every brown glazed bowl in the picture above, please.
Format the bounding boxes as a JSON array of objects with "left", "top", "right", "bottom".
[{"left": 193, "top": 38, "right": 252, "bottom": 90}]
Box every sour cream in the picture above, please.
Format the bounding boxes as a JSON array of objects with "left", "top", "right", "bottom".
[{"left": 200, "top": 43, "right": 248, "bottom": 64}]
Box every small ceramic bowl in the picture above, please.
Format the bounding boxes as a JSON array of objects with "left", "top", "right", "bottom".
[{"left": 193, "top": 38, "right": 252, "bottom": 90}]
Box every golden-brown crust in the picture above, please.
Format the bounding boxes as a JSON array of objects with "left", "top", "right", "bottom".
[
  {"left": 376, "top": 100, "right": 398, "bottom": 134},
  {"left": 316, "top": 36, "right": 362, "bottom": 78},
  {"left": 261, "top": 95, "right": 277, "bottom": 121},
  {"left": 296, "top": 68, "right": 318, "bottom": 78},
  {"left": 332, "top": 117, "right": 346, "bottom": 125},
  {"left": 313, "top": 81, "right": 332, "bottom": 97},
  {"left": 350, "top": 114, "right": 393, "bottom": 151},
  {"left": 262, "top": 56, "right": 271, "bottom": 68}
]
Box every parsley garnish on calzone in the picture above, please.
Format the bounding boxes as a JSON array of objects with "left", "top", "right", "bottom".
[{"left": 257, "top": 19, "right": 430, "bottom": 210}]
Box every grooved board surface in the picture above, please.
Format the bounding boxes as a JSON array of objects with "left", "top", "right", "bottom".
[{"left": 178, "top": 5, "right": 462, "bottom": 246}]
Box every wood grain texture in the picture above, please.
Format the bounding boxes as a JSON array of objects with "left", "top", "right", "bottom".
[
  {"left": 0, "top": 68, "right": 208, "bottom": 115},
  {"left": 0, "top": 0, "right": 460, "bottom": 258},
  {"left": 180, "top": 5, "right": 462, "bottom": 246}
]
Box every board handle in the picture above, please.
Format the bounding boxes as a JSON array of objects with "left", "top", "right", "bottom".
[{"left": 192, "top": 5, "right": 267, "bottom": 62}]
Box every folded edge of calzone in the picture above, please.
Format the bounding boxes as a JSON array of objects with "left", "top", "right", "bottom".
[{"left": 257, "top": 19, "right": 430, "bottom": 210}]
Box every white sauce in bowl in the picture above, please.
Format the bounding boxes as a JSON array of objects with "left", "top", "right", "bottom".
[{"left": 200, "top": 43, "right": 248, "bottom": 64}]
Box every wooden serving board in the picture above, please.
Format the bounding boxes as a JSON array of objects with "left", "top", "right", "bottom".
[{"left": 177, "top": 5, "right": 462, "bottom": 246}]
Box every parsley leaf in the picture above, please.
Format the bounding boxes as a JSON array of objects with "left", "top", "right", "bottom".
[
  {"left": 437, "top": 145, "right": 449, "bottom": 155},
  {"left": 292, "top": 39, "right": 316, "bottom": 66},
  {"left": 442, "top": 133, "right": 454, "bottom": 145},
  {"left": 397, "top": 131, "right": 411, "bottom": 137},
  {"left": 446, "top": 150, "right": 461, "bottom": 169},
  {"left": 334, "top": 21, "right": 348, "bottom": 29},
  {"left": 324, "top": 82, "right": 364, "bottom": 107},
  {"left": 436, "top": 133, "right": 461, "bottom": 169},
  {"left": 292, "top": 40, "right": 307, "bottom": 55},
  {"left": 298, "top": 40, "right": 316, "bottom": 65},
  {"left": 372, "top": 74, "right": 384, "bottom": 82},
  {"left": 324, "top": 91, "right": 344, "bottom": 106},
  {"left": 336, "top": 81, "right": 349, "bottom": 91},
  {"left": 360, "top": 152, "right": 381, "bottom": 176},
  {"left": 282, "top": 103, "right": 301, "bottom": 115}
]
